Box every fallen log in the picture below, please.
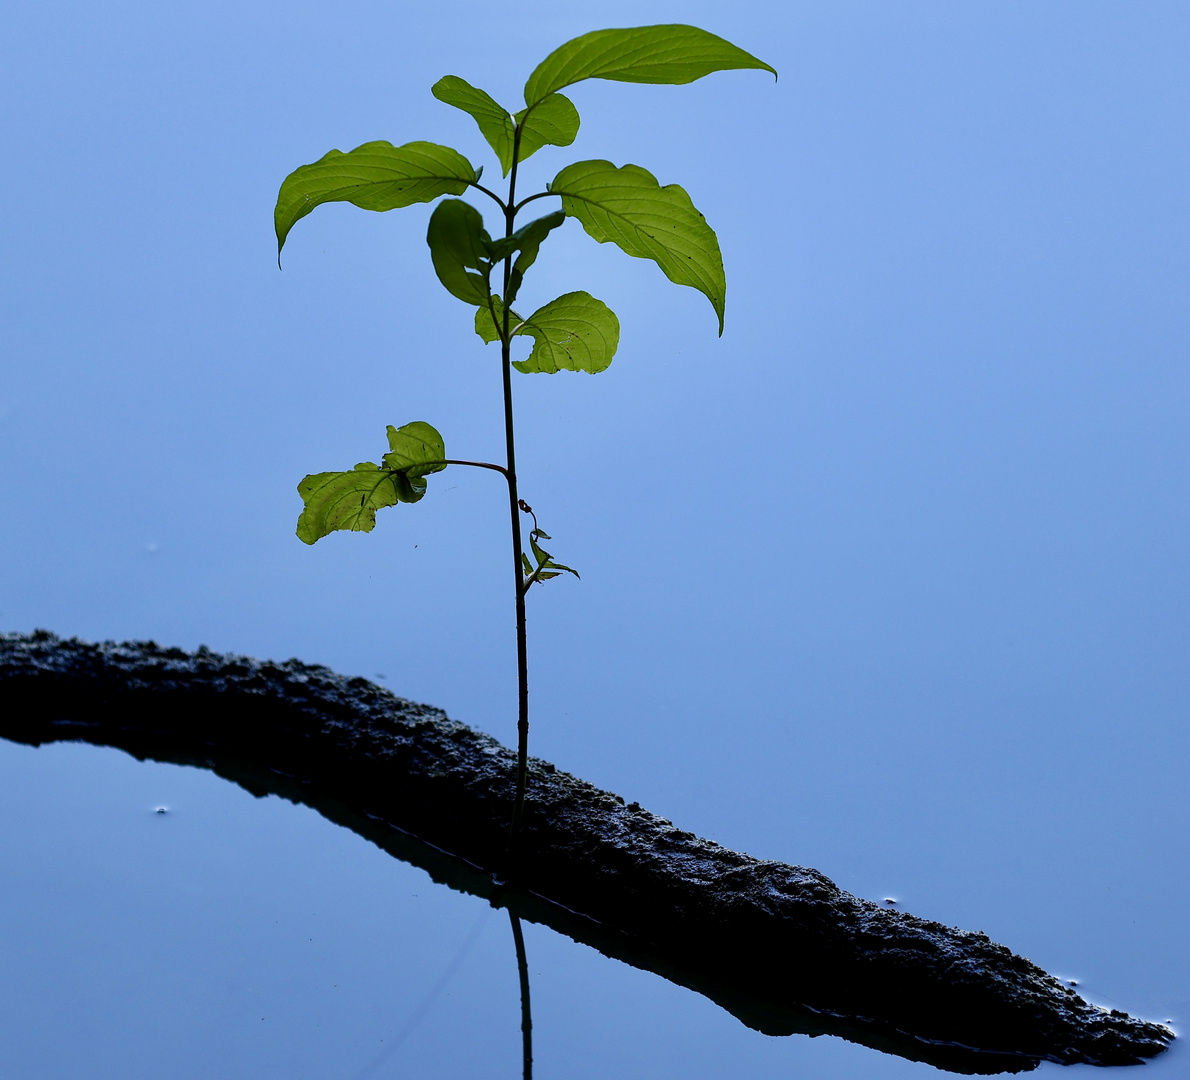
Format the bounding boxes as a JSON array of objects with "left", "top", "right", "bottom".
[{"left": 0, "top": 631, "right": 1173, "bottom": 1074}]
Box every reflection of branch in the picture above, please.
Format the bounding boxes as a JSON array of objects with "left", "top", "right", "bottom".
[
  {"left": 509, "top": 914, "right": 533, "bottom": 1080},
  {"left": 0, "top": 632, "right": 1173, "bottom": 1076}
]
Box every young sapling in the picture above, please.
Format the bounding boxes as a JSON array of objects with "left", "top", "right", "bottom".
[{"left": 276, "top": 24, "right": 775, "bottom": 853}]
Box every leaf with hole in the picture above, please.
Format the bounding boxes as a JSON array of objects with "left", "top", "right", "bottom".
[
  {"left": 475, "top": 292, "right": 618, "bottom": 374},
  {"left": 514, "top": 292, "right": 620, "bottom": 374},
  {"left": 523, "top": 24, "right": 775, "bottom": 107},
  {"left": 275, "top": 141, "right": 478, "bottom": 257},
  {"left": 549, "top": 160, "right": 724, "bottom": 332}
]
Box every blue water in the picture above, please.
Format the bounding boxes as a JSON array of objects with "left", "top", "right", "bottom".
[
  {"left": 0, "top": 733, "right": 1184, "bottom": 1079},
  {"left": 2, "top": 0, "right": 1189, "bottom": 1075}
]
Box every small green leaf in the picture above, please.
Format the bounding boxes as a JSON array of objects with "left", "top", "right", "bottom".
[
  {"left": 275, "top": 141, "right": 477, "bottom": 257},
  {"left": 521, "top": 522, "right": 580, "bottom": 590},
  {"left": 382, "top": 421, "right": 447, "bottom": 478},
  {"left": 513, "top": 292, "right": 620, "bottom": 374},
  {"left": 549, "top": 160, "right": 724, "bottom": 332},
  {"left": 426, "top": 199, "right": 493, "bottom": 305},
  {"left": 296, "top": 422, "right": 447, "bottom": 545},
  {"left": 523, "top": 24, "right": 775, "bottom": 108},
  {"left": 513, "top": 93, "right": 581, "bottom": 163},
  {"left": 432, "top": 76, "right": 516, "bottom": 175},
  {"left": 474, "top": 294, "right": 512, "bottom": 344},
  {"left": 496, "top": 210, "right": 566, "bottom": 303}
]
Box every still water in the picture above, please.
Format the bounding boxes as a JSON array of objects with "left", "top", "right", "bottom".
[{"left": 0, "top": 734, "right": 1183, "bottom": 1079}]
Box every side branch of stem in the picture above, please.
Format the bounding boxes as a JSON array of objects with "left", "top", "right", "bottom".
[{"left": 511, "top": 191, "right": 559, "bottom": 216}]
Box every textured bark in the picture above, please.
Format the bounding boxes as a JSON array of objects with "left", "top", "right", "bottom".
[{"left": 0, "top": 631, "right": 1173, "bottom": 1075}]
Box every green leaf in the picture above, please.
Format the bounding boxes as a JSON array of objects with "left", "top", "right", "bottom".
[
  {"left": 548, "top": 160, "right": 725, "bottom": 333},
  {"left": 296, "top": 464, "right": 408, "bottom": 544},
  {"left": 430, "top": 78, "right": 578, "bottom": 176},
  {"left": 296, "top": 422, "right": 447, "bottom": 545},
  {"left": 426, "top": 199, "right": 493, "bottom": 305},
  {"left": 474, "top": 292, "right": 618, "bottom": 373},
  {"left": 513, "top": 292, "right": 620, "bottom": 374},
  {"left": 275, "top": 141, "right": 478, "bottom": 257},
  {"left": 523, "top": 24, "right": 775, "bottom": 108},
  {"left": 513, "top": 93, "right": 581, "bottom": 164},
  {"left": 489, "top": 210, "right": 565, "bottom": 303},
  {"left": 522, "top": 524, "right": 580, "bottom": 590},
  {"left": 474, "top": 294, "right": 513, "bottom": 344},
  {"left": 432, "top": 76, "right": 517, "bottom": 176},
  {"left": 382, "top": 421, "right": 447, "bottom": 478}
]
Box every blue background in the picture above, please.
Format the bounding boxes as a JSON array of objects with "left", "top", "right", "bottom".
[{"left": 1, "top": 1, "right": 1187, "bottom": 1076}]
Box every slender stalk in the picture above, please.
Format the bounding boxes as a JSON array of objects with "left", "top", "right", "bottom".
[
  {"left": 510, "top": 190, "right": 556, "bottom": 215},
  {"left": 437, "top": 458, "right": 508, "bottom": 477},
  {"left": 509, "top": 911, "right": 533, "bottom": 1080},
  {"left": 502, "top": 124, "right": 531, "bottom": 860}
]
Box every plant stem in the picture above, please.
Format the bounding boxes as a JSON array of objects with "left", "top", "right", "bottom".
[
  {"left": 502, "top": 125, "right": 531, "bottom": 861},
  {"left": 438, "top": 458, "right": 508, "bottom": 477},
  {"left": 509, "top": 911, "right": 533, "bottom": 1080}
]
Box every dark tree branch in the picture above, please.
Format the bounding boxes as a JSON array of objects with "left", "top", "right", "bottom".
[{"left": 0, "top": 631, "right": 1172, "bottom": 1076}]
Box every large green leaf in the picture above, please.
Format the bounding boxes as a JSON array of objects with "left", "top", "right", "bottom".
[
  {"left": 275, "top": 141, "right": 477, "bottom": 256},
  {"left": 432, "top": 76, "right": 516, "bottom": 175},
  {"left": 523, "top": 24, "right": 775, "bottom": 108},
  {"left": 426, "top": 199, "right": 493, "bottom": 305},
  {"left": 296, "top": 422, "right": 446, "bottom": 545},
  {"left": 514, "top": 93, "right": 581, "bottom": 164},
  {"left": 475, "top": 292, "right": 619, "bottom": 374},
  {"left": 514, "top": 292, "right": 620, "bottom": 374},
  {"left": 548, "top": 160, "right": 725, "bottom": 333}
]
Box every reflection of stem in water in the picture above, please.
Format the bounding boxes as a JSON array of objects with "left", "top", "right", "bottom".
[
  {"left": 510, "top": 912, "right": 533, "bottom": 1080},
  {"left": 345, "top": 907, "right": 489, "bottom": 1080}
]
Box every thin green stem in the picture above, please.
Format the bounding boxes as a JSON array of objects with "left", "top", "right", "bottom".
[
  {"left": 511, "top": 191, "right": 558, "bottom": 216},
  {"left": 502, "top": 121, "right": 531, "bottom": 863},
  {"left": 435, "top": 458, "right": 509, "bottom": 478},
  {"left": 469, "top": 181, "right": 509, "bottom": 213}
]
